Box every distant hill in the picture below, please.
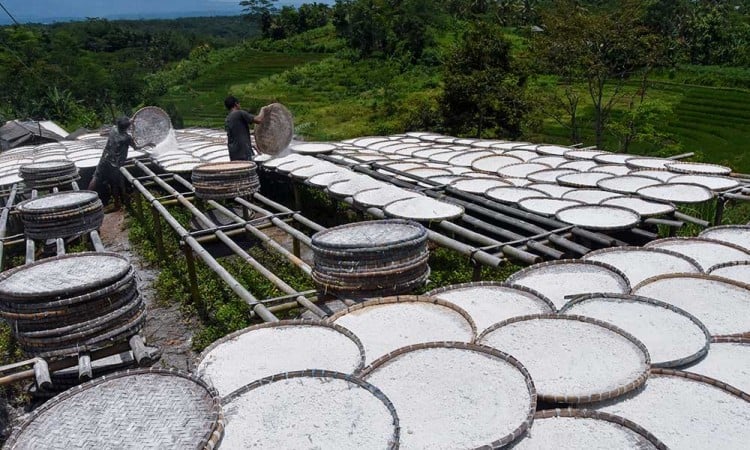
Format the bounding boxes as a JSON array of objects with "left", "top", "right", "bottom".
[{"left": 0, "top": 0, "right": 334, "bottom": 25}]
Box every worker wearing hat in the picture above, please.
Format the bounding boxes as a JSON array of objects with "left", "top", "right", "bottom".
[
  {"left": 224, "top": 96, "right": 265, "bottom": 161},
  {"left": 88, "top": 116, "right": 153, "bottom": 212}
]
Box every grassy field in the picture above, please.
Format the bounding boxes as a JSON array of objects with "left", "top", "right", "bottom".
[{"left": 157, "top": 50, "right": 324, "bottom": 128}]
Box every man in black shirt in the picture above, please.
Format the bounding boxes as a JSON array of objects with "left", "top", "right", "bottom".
[
  {"left": 224, "top": 95, "right": 264, "bottom": 161},
  {"left": 88, "top": 116, "right": 153, "bottom": 211}
]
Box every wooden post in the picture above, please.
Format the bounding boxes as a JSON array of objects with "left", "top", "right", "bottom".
[
  {"left": 183, "top": 245, "right": 204, "bottom": 317},
  {"left": 129, "top": 335, "right": 153, "bottom": 366},
  {"left": 34, "top": 359, "right": 52, "bottom": 391},
  {"left": 78, "top": 354, "right": 92, "bottom": 381},
  {"left": 150, "top": 206, "right": 166, "bottom": 261}
]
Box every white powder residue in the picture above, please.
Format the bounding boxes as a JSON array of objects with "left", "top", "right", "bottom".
[
  {"left": 149, "top": 128, "right": 180, "bottom": 157},
  {"left": 307, "top": 171, "right": 352, "bottom": 187},
  {"left": 559, "top": 160, "right": 600, "bottom": 171},
  {"left": 0, "top": 255, "right": 128, "bottom": 294},
  {"left": 365, "top": 347, "right": 531, "bottom": 449},
  {"left": 510, "top": 416, "right": 656, "bottom": 450},
  {"left": 684, "top": 342, "right": 750, "bottom": 394},
  {"left": 433, "top": 286, "right": 553, "bottom": 334},
  {"left": 354, "top": 187, "right": 421, "bottom": 208},
  {"left": 557, "top": 172, "right": 613, "bottom": 188},
  {"left": 601, "top": 197, "right": 674, "bottom": 217},
  {"left": 528, "top": 156, "right": 567, "bottom": 168},
  {"left": 634, "top": 276, "right": 750, "bottom": 336},
  {"left": 526, "top": 183, "right": 575, "bottom": 198},
  {"left": 451, "top": 178, "right": 510, "bottom": 194},
  {"left": 291, "top": 162, "right": 342, "bottom": 179},
  {"left": 561, "top": 189, "right": 621, "bottom": 204},
  {"left": 597, "top": 175, "right": 661, "bottom": 194},
  {"left": 630, "top": 170, "right": 675, "bottom": 182},
  {"left": 564, "top": 299, "right": 707, "bottom": 366},
  {"left": 646, "top": 240, "right": 750, "bottom": 271},
  {"left": 527, "top": 169, "right": 577, "bottom": 183},
  {"left": 315, "top": 221, "right": 422, "bottom": 247},
  {"left": 22, "top": 191, "right": 97, "bottom": 210},
  {"left": 555, "top": 205, "right": 639, "bottom": 230},
  {"left": 222, "top": 377, "right": 396, "bottom": 449},
  {"left": 472, "top": 155, "right": 523, "bottom": 173},
  {"left": 197, "top": 326, "right": 363, "bottom": 397},
  {"left": 700, "top": 227, "right": 750, "bottom": 251},
  {"left": 486, "top": 187, "right": 549, "bottom": 204},
  {"left": 626, "top": 158, "right": 670, "bottom": 170},
  {"left": 519, "top": 198, "right": 583, "bottom": 216},
  {"left": 333, "top": 303, "right": 474, "bottom": 364},
  {"left": 480, "top": 318, "right": 647, "bottom": 399},
  {"left": 594, "top": 376, "right": 750, "bottom": 449},
  {"left": 498, "top": 163, "right": 551, "bottom": 178},
  {"left": 585, "top": 249, "right": 701, "bottom": 287},
  {"left": 384, "top": 197, "right": 464, "bottom": 221},
  {"left": 594, "top": 165, "right": 631, "bottom": 176},
  {"left": 329, "top": 176, "right": 385, "bottom": 197},
  {"left": 709, "top": 264, "right": 750, "bottom": 285},
  {"left": 508, "top": 263, "right": 628, "bottom": 310},
  {"left": 636, "top": 184, "right": 713, "bottom": 204}
]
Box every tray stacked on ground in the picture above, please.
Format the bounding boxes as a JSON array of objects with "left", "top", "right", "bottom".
[
  {"left": 19, "top": 160, "right": 80, "bottom": 190},
  {"left": 0, "top": 253, "right": 145, "bottom": 358},
  {"left": 311, "top": 219, "right": 429, "bottom": 299},
  {"left": 191, "top": 161, "right": 260, "bottom": 200},
  {"left": 16, "top": 191, "right": 103, "bottom": 240}
]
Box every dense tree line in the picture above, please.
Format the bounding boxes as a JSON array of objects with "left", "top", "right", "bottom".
[{"left": 0, "top": 17, "right": 259, "bottom": 129}]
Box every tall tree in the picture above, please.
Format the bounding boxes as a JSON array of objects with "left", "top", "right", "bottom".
[
  {"left": 440, "top": 22, "right": 529, "bottom": 138},
  {"left": 532, "top": 0, "right": 667, "bottom": 148}
]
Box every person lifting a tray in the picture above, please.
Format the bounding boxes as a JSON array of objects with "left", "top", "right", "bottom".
[
  {"left": 224, "top": 95, "right": 294, "bottom": 160},
  {"left": 88, "top": 116, "right": 155, "bottom": 212}
]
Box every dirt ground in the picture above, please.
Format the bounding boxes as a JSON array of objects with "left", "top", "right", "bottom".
[{"left": 98, "top": 210, "right": 198, "bottom": 371}]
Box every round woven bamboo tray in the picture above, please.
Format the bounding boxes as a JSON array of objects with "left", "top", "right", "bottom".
[
  {"left": 498, "top": 162, "right": 552, "bottom": 178},
  {"left": 290, "top": 142, "right": 336, "bottom": 155},
  {"left": 132, "top": 106, "right": 172, "bottom": 147},
  {"left": 556, "top": 171, "right": 614, "bottom": 188},
  {"left": 596, "top": 174, "right": 662, "bottom": 194},
  {"left": 525, "top": 182, "right": 575, "bottom": 198},
  {"left": 590, "top": 369, "right": 750, "bottom": 449},
  {"left": 289, "top": 161, "right": 341, "bottom": 180},
  {"left": 665, "top": 161, "right": 732, "bottom": 175},
  {"left": 192, "top": 161, "right": 260, "bottom": 200},
  {"left": 447, "top": 150, "right": 494, "bottom": 167},
  {"left": 471, "top": 154, "right": 524, "bottom": 174},
  {"left": 506, "top": 259, "right": 630, "bottom": 311},
  {"left": 384, "top": 196, "right": 464, "bottom": 222},
  {"left": 518, "top": 197, "right": 584, "bottom": 217},
  {"left": 327, "top": 295, "right": 477, "bottom": 364},
  {"left": 558, "top": 160, "right": 600, "bottom": 171},
  {"left": 529, "top": 155, "right": 568, "bottom": 168},
  {"left": 327, "top": 176, "right": 385, "bottom": 197},
  {"left": 353, "top": 186, "right": 422, "bottom": 208},
  {"left": 560, "top": 188, "right": 622, "bottom": 204},
  {"left": 644, "top": 237, "right": 750, "bottom": 271},
  {"left": 510, "top": 408, "right": 667, "bottom": 449},
  {"left": 306, "top": 170, "right": 352, "bottom": 188},
  {"left": 625, "top": 157, "right": 671, "bottom": 170},
  {"left": 221, "top": 370, "right": 399, "bottom": 449},
  {"left": 479, "top": 314, "right": 651, "bottom": 404},
  {"left": 630, "top": 169, "right": 674, "bottom": 181},
  {"left": 593, "top": 153, "right": 631, "bottom": 165},
  {"left": 425, "top": 282, "right": 555, "bottom": 335},
  {"left": 636, "top": 183, "right": 714, "bottom": 204},
  {"left": 683, "top": 336, "right": 749, "bottom": 396},
  {"left": 4, "top": 369, "right": 223, "bottom": 450},
  {"left": 560, "top": 293, "right": 710, "bottom": 368},
  {"left": 601, "top": 195, "right": 675, "bottom": 218},
  {"left": 361, "top": 342, "right": 536, "bottom": 449},
  {"left": 668, "top": 174, "right": 740, "bottom": 191},
  {"left": 19, "top": 159, "right": 79, "bottom": 189},
  {"left": 583, "top": 246, "right": 702, "bottom": 287},
  {"left": 555, "top": 204, "right": 641, "bottom": 231},
  {"left": 536, "top": 145, "right": 571, "bottom": 156},
  {"left": 253, "top": 103, "right": 293, "bottom": 155},
  {"left": 485, "top": 186, "right": 550, "bottom": 204},
  {"left": 699, "top": 225, "right": 750, "bottom": 252},
  {"left": 449, "top": 177, "right": 511, "bottom": 194},
  {"left": 594, "top": 164, "right": 632, "bottom": 175},
  {"left": 707, "top": 260, "right": 750, "bottom": 286},
  {"left": 633, "top": 273, "right": 750, "bottom": 338},
  {"left": 274, "top": 156, "right": 317, "bottom": 175},
  {"left": 196, "top": 320, "right": 365, "bottom": 397},
  {"left": 0, "top": 252, "right": 131, "bottom": 302},
  {"left": 16, "top": 191, "right": 103, "bottom": 239},
  {"left": 564, "top": 149, "right": 608, "bottom": 160},
  {"left": 526, "top": 168, "right": 578, "bottom": 183}
]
